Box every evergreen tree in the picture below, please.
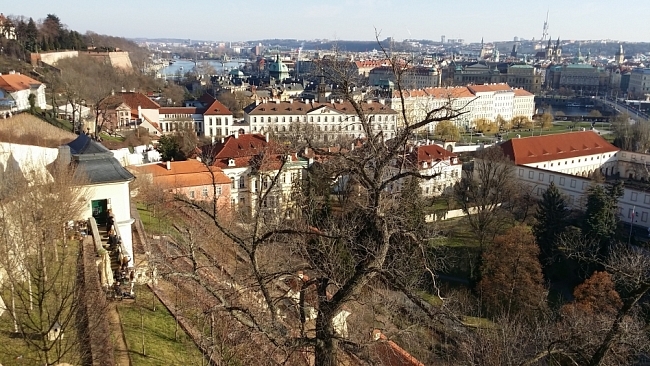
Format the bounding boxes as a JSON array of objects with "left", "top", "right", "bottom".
[
  {"left": 533, "top": 182, "right": 569, "bottom": 265},
  {"left": 25, "top": 18, "right": 39, "bottom": 53},
  {"left": 583, "top": 181, "right": 624, "bottom": 256},
  {"left": 156, "top": 135, "right": 182, "bottom": 162}
]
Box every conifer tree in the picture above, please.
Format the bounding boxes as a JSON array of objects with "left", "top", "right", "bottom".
[
  {"left": 583, "top": 181, "right": 624, "bottom": 256},
  {"left": 533, "top": 182, "right": 569, "bottom": 265}
]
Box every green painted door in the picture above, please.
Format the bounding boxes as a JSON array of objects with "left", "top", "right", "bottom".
[{"left": 91, "top": 199, "right": 108, "bottom": 225}]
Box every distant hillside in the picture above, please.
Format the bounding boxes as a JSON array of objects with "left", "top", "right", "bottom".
[{"left": 0, "top": 114, "right": 76, "bottom": 147}]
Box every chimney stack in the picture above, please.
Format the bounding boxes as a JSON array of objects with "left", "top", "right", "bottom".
[
  {"left": 166, "top": 161, "right": 171, "bottom": 170},
  {"left": 265, "top": 132, "right": 269, "bottom": 142},
  {"left": 234, "top": 130, "right": 239, "bottom": 139}
]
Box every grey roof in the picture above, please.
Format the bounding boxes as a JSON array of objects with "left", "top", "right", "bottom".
[{"left": 67, "top": 134, "right": 134, "bottom": 184}]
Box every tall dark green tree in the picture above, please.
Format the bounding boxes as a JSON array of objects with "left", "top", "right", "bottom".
[
  {"left": 25, "top": 18, "right": 39, "bottom": 53},
  {"left": 532, "top": 182, "right": 569, "bottom": 266},
  {"left": 583, "top": 181, "right": 624, "bottom": 256},
  {"left": 156, "top": 135, "right": 182, "bottom": 162}
]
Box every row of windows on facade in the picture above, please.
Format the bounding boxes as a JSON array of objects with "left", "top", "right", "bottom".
[
  {"left": 533, "top": 153, "right": 616, "bottom": 169},
  {"left": 252, "top": 115, "right": 396, "bottom": 123},
  {"left": 207, "top": 117, "right": 229, "bottom": 126},
  {"left": 226, "top": 173, "right": 300, "bottom": 190},
  {"left": 250, "top": 124, "right": 394, "bottom": 133}
]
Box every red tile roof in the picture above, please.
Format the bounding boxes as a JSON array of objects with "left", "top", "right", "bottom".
[
  {"left": 203, "top": 98, "right": 233, "bottom": 116},
  {"left": 499, "top": 131, "right": 619, "bottom": 165},
  {"left": 134, "top": 160, "right": 231, "bottom": 187},
  {"left": 207, "top": 133, "right": 297, "bottom": 170},
  {"left": 392, "top": 86, "right": 475, "bottom": 99},
  {"left": 414, "top": 144, "right": 458, "bottom": 165},
  {"left": 0, "top": 73, "right": 42, "bottom": 92},
  {"left": 118, "top": 92, "right": 160, "bottom": 110},
  {"left": 468, "top": 83, "right": 513, "bottom": 93},
  {"left": 513, "top": 88, "right": 534, "bottom": 96},
  {"left": 246, "top": 100, "right": 397, "bottom": 115},
  {"left": 372, "top": 330, "right": 425, "bottom": 366}
]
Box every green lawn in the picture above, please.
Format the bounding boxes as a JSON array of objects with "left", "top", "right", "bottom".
[
  {"left": 100, "top": 132, "right": 126, "bottom": 142},
  {"left": 136, "top": 203, "right": 178, "bottom": 237},
  {"left": 118, "top": 286, "right": 206, "bottom": 366},
  {"left": 0, "top": 241, "right": 82, "bottom": 366}
]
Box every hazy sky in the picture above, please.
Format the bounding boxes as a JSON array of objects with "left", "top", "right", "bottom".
[{"left": 3, "top": 0, "right": 649, "bottom": 43}]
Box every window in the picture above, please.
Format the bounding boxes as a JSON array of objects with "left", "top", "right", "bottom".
[
  {"left": 216, "top": 186, "right": 222, "bottom": 195},
  {"left": 570, "top": 179, "right": 576, "bottom": 188},
  {"left": 528, "top": 171, "right": 534, "bottom": 179},
  {"left": 253, "top": 117, "right": 257, "bottom": 123},
  {"left": 559, "top": 177, "right": 565, "bottom": 186},
  {"left": 537, "top": 187, "right": 543, "bottom": 196},
  {"left": 202, "top": 187, "right": 208, "bottom": 198},
  {"left": 645, "top": 195, "right": 650, "bottom": 204},
  {"left": 231, "top": 177, "right": 235, "bottom": 189},
  {"left": 549, "top": 175, "right": 554, "bottom": 182},
  {"left": 189, "top": 190, "right": 195, "bottom": 199},
  {"left": 632, "top": 192, "right": 638, "bottom": 201},
  {"left": 643, "top": 212, "right": 648, "bottom": 222},
  {"left": 538, "top": 172, "right": 544, "bottom": 181}
]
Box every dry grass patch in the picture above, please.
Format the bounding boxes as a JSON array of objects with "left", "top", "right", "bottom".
[{"left": 0, "top": 114, "right": 76, "bottom": 147}]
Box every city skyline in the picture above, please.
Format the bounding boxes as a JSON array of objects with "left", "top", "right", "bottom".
[{"left": 3, "top": 0, "right": 650, "bottom": 44}]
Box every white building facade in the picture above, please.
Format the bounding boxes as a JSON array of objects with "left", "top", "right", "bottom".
[{"left": 388, "top": 83, "right": 535, "bottom": 132}]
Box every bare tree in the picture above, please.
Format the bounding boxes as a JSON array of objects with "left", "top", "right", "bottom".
[
  {"left": 0, "top": 161, "right": 92, "bottom": 365},
  {"left": 161, "top": 37, "right": 471, "bottom": 366},
  {"left": 453, "top": 147, "right": 516, "bottom": 250}
]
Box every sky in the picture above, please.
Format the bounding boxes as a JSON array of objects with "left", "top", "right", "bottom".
[{"left": 3, "top": 0, "right": 650, "bottom": 43}]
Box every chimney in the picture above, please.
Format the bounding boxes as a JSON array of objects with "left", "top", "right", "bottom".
[
  {"left": 138, "top": 105, "right": 142, "bottom": 120},
  {"left": 265, "top": 132, "right": 269, "bottom": 142},
  {"left": 166, "top": 161, "right": 171, "bottom": 170},
  {"left": 234, "top": 129, "right": 239, "bottom": 138}
]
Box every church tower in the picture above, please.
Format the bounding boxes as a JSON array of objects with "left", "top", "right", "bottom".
[
  {"left": 615, "top": 44, "right": 624, "bottom": 64},
  {"left": 546, "top": 38, "right": 553, "bottom": 60}
]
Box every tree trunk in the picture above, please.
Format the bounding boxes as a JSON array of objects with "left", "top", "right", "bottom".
[{"left": 314, "top": 311, "right": 337, "bottom": 366}]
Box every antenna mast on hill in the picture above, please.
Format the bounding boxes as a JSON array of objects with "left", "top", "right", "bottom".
[{"left": 541, "top": 10, "right": 549, "bottom": 42}]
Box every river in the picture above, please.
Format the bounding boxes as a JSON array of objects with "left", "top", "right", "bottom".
[{"left": 160, "top": 59, "right": 249, "bottom": 77}]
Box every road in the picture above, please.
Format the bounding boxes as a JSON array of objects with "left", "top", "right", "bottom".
[{"left": 599, "top": 97, "right": 649, "bottom": 123}]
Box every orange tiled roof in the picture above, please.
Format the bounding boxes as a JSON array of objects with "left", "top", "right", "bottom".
[
  {"left": 119, "top": 92, "right": 160, "bottom": 110},
  {"left": 354, "top": 59, "right": 390, "bottom": 68},
  {"left": 468, "top": 83, "right": 513, "bottom": 93},
  {"left": 0, "top": 73, "right": 42, "bottom": 92},
  {"left": 203, "top": 98, "right": 233, "bottom": 116},
  {"left": 415, "top": 144, "right": 458, "bottom": 165},
  {"left": 393, "top": 86, "right": 475, "bottom": 99},
  {"left": 246, "top": 100, "right": 397, "bottom": 115},
  {"left": 499, "top": 131, "right": 619, "bottom": 165},
  {"left": 372, "top": 330, "right": 425, "bottom": 366},
  {"left": 135, "top": 160, "right": 231, "bottom": 187},
  {"left": 513, "top": 88, "right": 534, "bottom": 97}
]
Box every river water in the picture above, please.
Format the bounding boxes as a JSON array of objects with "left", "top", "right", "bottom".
[
  {"left": 160, "top": 59, "right": 249, "bottom": 77},
  {"left": 537, "top": 106, "right": 598, "bottom": 117}
]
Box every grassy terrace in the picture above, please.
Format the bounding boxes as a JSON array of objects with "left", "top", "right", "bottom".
[
  {"left": 118, "top": 285, "right": 206, "bottom": 366},
  {"left": 0, "top": 240, "right": 82, "bottom": 366}
]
